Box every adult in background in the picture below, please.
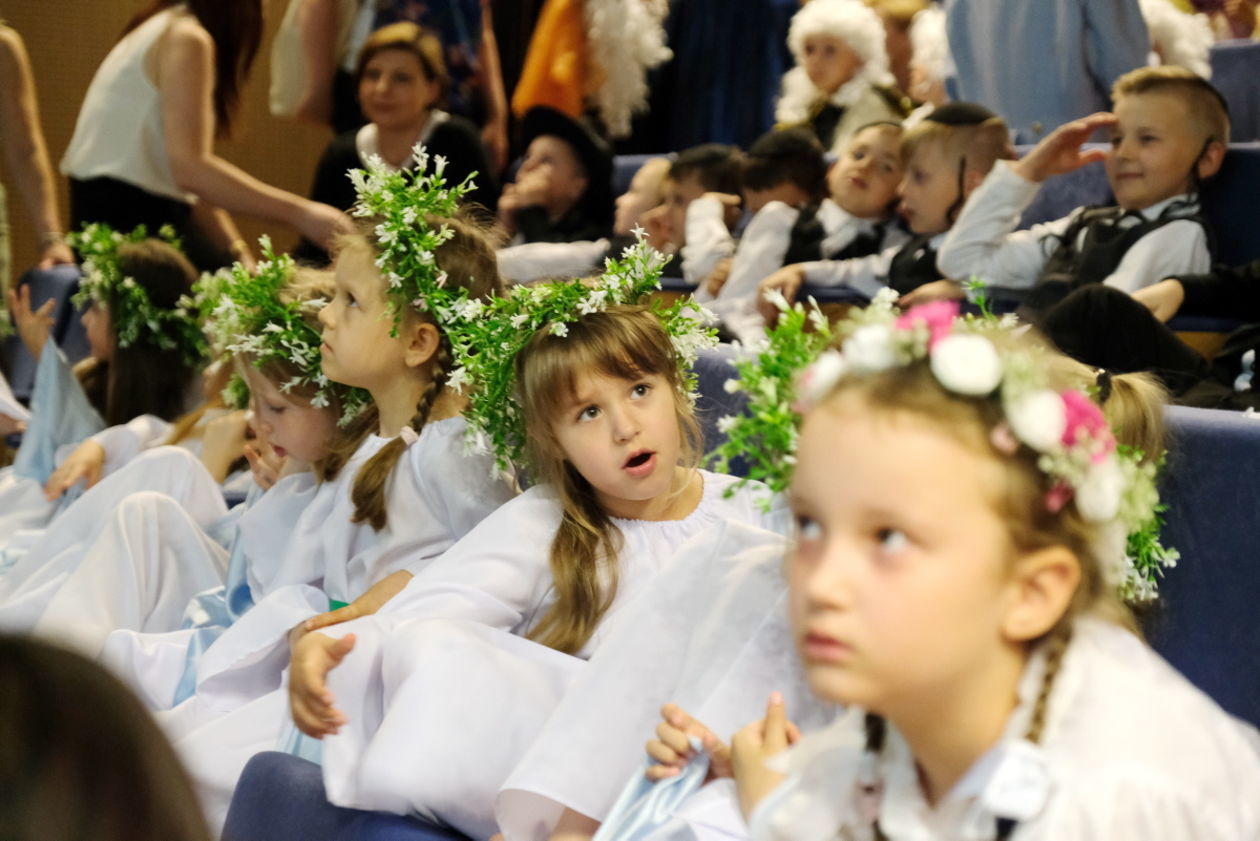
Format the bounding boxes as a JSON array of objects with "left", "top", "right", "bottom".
[
  {"left": 944, "top": 0, "right": 1150, "bottom": 143},
  {"left": 498, "top": 105, "right": 612, "bottom": 245},
  {"left": 61, "top": 0, "right": 349, "bottom": 271},
  {"left": 0, "top": 21, "right": 74, "bottom": 294},
  {"left": 294, "top": 22, "right": 496, "bottom": 265}
]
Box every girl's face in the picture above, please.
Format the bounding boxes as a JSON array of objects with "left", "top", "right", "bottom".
[
  {"left": 242, "top": 366, "right": 337, "bottom": 464},
  {"left": 319, "top": 246, "right": 407, "bottom": 392},
  {"left": 359, "top": 48, "right": 440, "bottom": 131},
  {"left": 550, "top": 369, "right": 683, "bottom": 520},
  {"left": 830, "top": 125, "right": 903, "bottom": 220},
  {"left": 81, "top": 302, "right": 114, "bottom": 361},
  {"left": 788, "top": 397, "right": 1027, "bottom": 717},
  {"left": 802, "top": 34, "right": 862, "bottom": 95}
]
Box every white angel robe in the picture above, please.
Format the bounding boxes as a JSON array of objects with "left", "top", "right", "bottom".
[
  {"left": 496, "top": 520, "right": 839, "bottom": 841},
  {"left": 749, "top": 618, "right": 1260, "bottom": 841},
  {"left": 0, "top": 446, "right": 230, "bottom": 652}
]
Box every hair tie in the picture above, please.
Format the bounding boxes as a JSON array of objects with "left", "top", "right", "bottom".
[
  {"left": 398, "top": 426, "right": 419, "bottom": 446},
  {"left": 1094, "top": 368, "right": 1113, "bottom": 405}
]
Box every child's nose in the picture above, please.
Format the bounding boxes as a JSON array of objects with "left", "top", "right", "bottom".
[{"left": 317, "top": 303, "right": 333, "bottom": 327}]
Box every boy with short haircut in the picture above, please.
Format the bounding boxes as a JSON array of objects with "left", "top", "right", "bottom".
[
  {"left": 757, "top": 102, "right": 1012, "bottom": 319},
  {"left": 640, "top": 143, "right": 742, "bottom": 262},
  {"left": 936, "top": 66, "right": 1229, "bottom": 320}
]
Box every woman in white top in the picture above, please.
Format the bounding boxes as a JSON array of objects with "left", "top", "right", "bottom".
[{"left": 61, "top": 1, "right": 349, "bottom": 269}]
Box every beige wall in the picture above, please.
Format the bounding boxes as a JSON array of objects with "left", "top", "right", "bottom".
[{"left": 3, "top": 1, "right": 332, "bottom": 273}]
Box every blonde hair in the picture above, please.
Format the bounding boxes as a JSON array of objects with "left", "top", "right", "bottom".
[
  {"left": 1112, "top": 65, "right": 1230, "bottom": 145},
  {"left": 515, "top": 306, "right": 702, "bottom": 654},
  {"left": 818, "top": 336, "right": 1167, "bottom": 754},
  {"left": 356, "top": 21, "right": 448, "bottom": 103},
  {"left": 320, "top": 211, "right": 503, "bottom": 530},
  {"left": 900, "top": 113, "right": 1014, "bottom": 176}
]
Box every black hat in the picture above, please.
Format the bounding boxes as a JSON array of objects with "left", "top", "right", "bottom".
[
  {"left": 521, "top": 106, "right": 613, "bottom": 224},
  {"left": 925, "top": 102, "right": 999, "bottom": 126}
]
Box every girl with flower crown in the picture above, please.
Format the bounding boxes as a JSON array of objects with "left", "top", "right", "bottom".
[
  {"left": 0, "top": 226, "right": 207, "bottom": 546},
  {"left": 0, "top": 252, "right": 357, "bottom": 665},
  {"left": 629, "top": 297, "right": 1260, "bottom": 841},
  {"left": 150, "top": 156, "right": 515, "bottom": 832}
]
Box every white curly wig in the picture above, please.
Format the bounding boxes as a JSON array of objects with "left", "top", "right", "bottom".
[
  {"left": 778, "top": 0, "right": 895, "bottom": 124},
  {"left": 1138, "top": 0, "right": 1214, "bottom": 79}
]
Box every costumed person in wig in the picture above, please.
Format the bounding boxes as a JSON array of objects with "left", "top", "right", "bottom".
[
  {"left": 0, "top": 225, "right": 207, "bottom": 548},
  {"left": 775, "top": 0, "right": 910, "bottom": 157},
  {"left": 611, "top": 289, "right": 1259, "bottom": 840},
  {"left": 0, "top": 244, "right": 367, "bottom": 661},
  {"left": 154, "top": 149, "right": 516, "bottom": 833},
  {"left": 249, "top": 235, "right": 790, "bottom": 841}
]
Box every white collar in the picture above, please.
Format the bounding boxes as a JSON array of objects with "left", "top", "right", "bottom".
[
  {"left": 1135, "top": 192, "right": 1198, "bottom": 221},
  {"left": 354, "top": 110, "right": 452, "bottom": 171}
]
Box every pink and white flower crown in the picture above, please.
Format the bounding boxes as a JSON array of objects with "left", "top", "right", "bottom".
[{"left": 794, "top": 290, "right": 1176, "bottom": 601}]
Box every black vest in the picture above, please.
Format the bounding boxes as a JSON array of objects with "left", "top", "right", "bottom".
[
  {"left": 783, "top": 204, "right": 887, "bottom": 266},
  {"left": 886, "top": 235, "right": 939, "bottom": 296},
  {"left": 1020, "top": 202, "right": 1211, "bottom": 318}
]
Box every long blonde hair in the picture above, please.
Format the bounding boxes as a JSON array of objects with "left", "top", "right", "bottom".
[
  {"left": 320, "top": 211, "right": 502, "bottom": 530},
  {"left": 516, "top": 306, "right": 703, "bottom": 654}
]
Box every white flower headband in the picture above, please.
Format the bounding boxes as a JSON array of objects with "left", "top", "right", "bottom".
[{"left": 791, "top": 290, "right": 1177, "bottom": 601}]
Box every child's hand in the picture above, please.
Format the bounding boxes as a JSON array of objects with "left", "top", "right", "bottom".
[
  {"left": 301, "top": 570, "right": 413, "bottom": 633},
  {"left": 730, "top": 692, "right": 801, "bottom": 819},
  {"left": 1130, "top": 278, "right": 1186, "bottom": 323},
  {"left": 1012, "top": 112, "right": 1116, "bottom": 183},
  {"left": 200, "top": 409, "right": 249, "bottom": 482},
  {"left": 511, "top": 166, "right": 553, "bottom": 209},
  {"left": 0, "top": 414, "right": 26, "bottom": 436},
  {"left": 288, "top": 630, "right": 355, "bottom": 738},
  {"left": 645, "top": 703, "right": 732, "bottom": 782},
  {"left": 898, "top": 278, "right": 964, "bottom": 308},
  {"left": 243, "top": 438, "right": 286, "bottom": 491},
  {"left": 757, "top": 265, "right": 806, "bottom": 325},
  {"left": 6, "top": 284, "right": 55, "bottom": 360},
  {"left": 705, "top": 258, "right": 734, "bottom": 296},
  {"left": 44, "top": 439, "right": 106, "bottom": 500}
]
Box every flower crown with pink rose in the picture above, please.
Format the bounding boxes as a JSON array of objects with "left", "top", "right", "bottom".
[{"left": 718, "top": 288, "right": 1177, "bottom": 602}]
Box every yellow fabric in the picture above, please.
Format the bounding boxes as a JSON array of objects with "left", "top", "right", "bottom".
[{"left": 510, "top": 0, "right": 588, "bottom": 119}]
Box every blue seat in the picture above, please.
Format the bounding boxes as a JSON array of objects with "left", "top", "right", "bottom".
[
  {"left": 1, "top": 264, "right": 89, "bottom": 403},
  {"left": 1210, "top": 39, "right": 1260, "bottom": 143},
  {"left": 1146, "top": 405, "right": 1260, "bottom": 728},
  {"left": 1199, "top": 142, "right": 1260, "bottom": 267},
  {"left": 222, "top": 752, "right": 471, "bottom": 841}
]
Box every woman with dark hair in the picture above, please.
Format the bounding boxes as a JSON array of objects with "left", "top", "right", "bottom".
[
  {"left": 60, "top": 0, "right": 350, "bottom": 269},
  {"left": 0, "top": 635, "right": 212, "bottom": 841},
  {"left": 294, "top": 21, "right": 496, "bottom": 264}
]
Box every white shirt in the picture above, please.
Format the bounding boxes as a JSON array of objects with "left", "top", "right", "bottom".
[
  {"left": 750, "top": 618, "right": 1260, "bottom": 841},
  {"left": 938, "top": 161, "right": 1212, "bottom": 296},
  {"left": 799, "top": 232, "right": 950, "bottom": 300}
]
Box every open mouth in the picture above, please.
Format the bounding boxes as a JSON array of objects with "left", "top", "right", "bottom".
[{"left": 624, "top": 451, "right": 653, "bottom": 469}]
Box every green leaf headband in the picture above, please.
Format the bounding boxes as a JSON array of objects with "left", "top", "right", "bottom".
[
  {"left": 347, "top": 145, "right": 475, "bottom": 335},
  {"left": 441, "top": 233, "right": 719, "bottom": 472},
  {"left": 68, "top": 223, "right": 208, "bottom": 368},
  {"left": 204, "top": 237, "right": 370, "bottom": 426},
  {"left": 722, "top": 288, "right": 1177, "bottom": 602}
]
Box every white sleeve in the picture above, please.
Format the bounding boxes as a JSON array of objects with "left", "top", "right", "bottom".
[
  {"left": 938, "top": 161, "right": 1070, "bottom": 289},
  {"left": 798, "top": 245, "right": 899, "bottom": 299},
  {"left": 1101, "top": 219, "right": 1211, "bottom": 294},
  {"left": 89, "top": 414, "right": 174, "bottom": 477},
  {"left": 684, "top": 197, "right": 736, "bottom": 291},
  {"left": 713, "top": 202, "right": 798, "bottom": 305},
  {"left": 496, "top": 239, "right": 609, "bottom": 284}
]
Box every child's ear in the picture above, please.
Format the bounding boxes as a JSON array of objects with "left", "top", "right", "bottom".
[
  {"left": 1196, "top": 138, "right": 1227, "bottom": 181},
  {"left": 402, "top": 320, "right": 441, "bottom": 369},
  {"left": 962, "top": 166, "right": 989, "bottom": 198},
  {"left": 1001, "top": 546, "right": 1081, "bottom": 643}
]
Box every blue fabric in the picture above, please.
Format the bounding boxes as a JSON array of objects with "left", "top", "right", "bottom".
[
  {"left": 11, "top": 338, "right": 104, "bottom": 482},
  {"left": 222, "top": 752, "right": 471, "bottom": 841},
  {"left": 1144, "top": 406, "right": 1260, "bottom": 728},
  {"left": 944, "top": 0, "right": 1149, "bottom": 144},
  {"left": 1199, "top": 143, "right": 1260, "bottom": 268},
  {"left": 1, "top": 264, "right": 89, "bottom": 403},
  {"left": 693, "top": 346, "right": 749, "bottom": 473},
  {"left": 1209, "top": 40, "right": 1260, "bottom": 144},
  {"left": 594, "top": 744, "right": 710, "bottom": 841}
]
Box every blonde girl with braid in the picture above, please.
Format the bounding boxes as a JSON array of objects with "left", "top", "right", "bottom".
[
  {"left": 725, "top": 301, "right": 1260, "bottom": 841},
  {"left": 152, "top": 159, "right": 516, "bottom": 834}
]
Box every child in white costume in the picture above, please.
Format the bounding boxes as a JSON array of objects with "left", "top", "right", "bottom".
[
  {"left": 0, "top": 256, "right": 356, "bottom": 660},
  {"left": 717, "top": 300, "right": 1259, "bottom": 840},
  {"left": 154, "top": 156, "right": 516, "bottom": 830},
  {"left": 775, "top": 0, "right": 907, "bottom": 156},
  {"left": 0, "top": 226, "right": 206, "bottom": 545}
]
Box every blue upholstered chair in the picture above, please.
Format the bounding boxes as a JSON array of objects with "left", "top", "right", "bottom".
[{"left": 1, "top": 264, "right": 90, "bottom": 403}]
